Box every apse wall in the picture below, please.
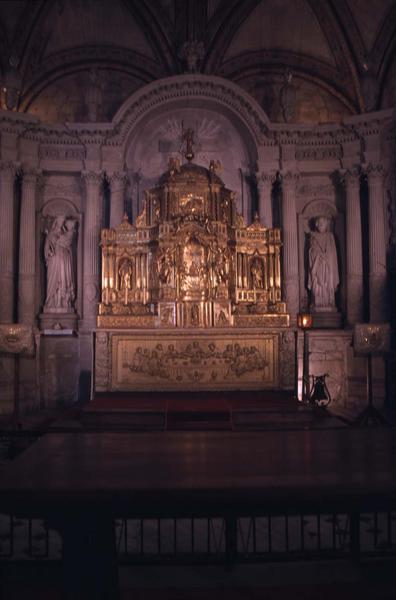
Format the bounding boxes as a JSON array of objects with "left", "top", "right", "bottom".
[{"left": 0, "top": 74, "right": 394, "bottom": 413}]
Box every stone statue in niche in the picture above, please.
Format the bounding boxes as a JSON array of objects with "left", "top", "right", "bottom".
[
  {"left": 44, "top": 216, "right": 76, "bottom": 310},
  {"left": 119, "top": 259, "right": 132, "bottom": 291},
  {"left": 250, "top": 257, "right": 264, "bottom": 289},
  {"left": 308, "top": 216, "right": 339, "bottom": 310}
]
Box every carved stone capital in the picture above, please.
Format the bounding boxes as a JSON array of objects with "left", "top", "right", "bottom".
[
  {"left": 342, "top": 168, "right": 360, "bottom": 189},
  {"left": 109, "top": 170, "right": 129, "bottom": 192},
  {"left": 280, "top": 171, "right": 299, "bottom": 191},
  {"left": 81, "top": 170, "right": 103, "bottom": 188},
  {"left": 22, "top": 167, "right": 42, "bottom": 187},
  {"left": 257, "top": 172, "right": 276, "bottom": 189},
  {"left": 365, "top": 163, "right": 386, "bottom": 185},
  {"left": 0, "top": 160, "right": 18, "bottom": 181}
]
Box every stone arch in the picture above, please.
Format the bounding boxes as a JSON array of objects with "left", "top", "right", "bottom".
[
  {"left": 111, "top": 74, "right": 270, "bottom": 150},
  {"left": 109, "top": 75, "right": 270, "bottom": 223}
]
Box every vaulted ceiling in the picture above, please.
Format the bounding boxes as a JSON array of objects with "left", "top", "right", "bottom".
[{"left": 0, "top": 0, "right": 395, "bottom": 124}]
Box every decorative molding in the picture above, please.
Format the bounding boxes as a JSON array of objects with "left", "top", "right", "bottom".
[
  {"left": 39, "top": 145, "right": 85, "bottom": 161},
  {"left": 295, "top": 146, "right": 342, "bottom": 161},
  {"left": 110, "top": 74, "right": 271, "bottom": 146},
  {"left": 297, "top": 183, "right": 334, "bottom": 198},
  {"left": 41, "top": 197, "right": 80, "bottom": 219},
  {"left": 302, "top": 199, "right": 337, "bottom": 219}
]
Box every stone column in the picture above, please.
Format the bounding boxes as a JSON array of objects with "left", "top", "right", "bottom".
[
  {"left": 280, "top": 172, "right": 299, "bottom": 319},
  {"left": 82, "top": 171, "right": 103, "bottom": 329},
  {"left": 257, "top": 173, "right": 275, "bottom": 227},
  {"left": 0, "top": 161, "right": 17, "bottom": 322},
  {"left": 366, "top": 164, "right": 388, "bottom": 321},
  {"left": 344, "top": 169, "right": 363, "bottom": 325},
  {"left": 18, "top": 168, "right": 40, "bottom": 325},
  {"left": 109, "top": 171, "right": 128, "bottom": 228}
]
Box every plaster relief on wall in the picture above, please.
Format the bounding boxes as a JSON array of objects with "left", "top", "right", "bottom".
[
  {"left": 243, "top": 75, "right": 350, "bottom": 124},
  {"left": 125, "top": 108, "right": 255, "bottom": 221},
  {"left": 27, "top": 69, "right": 143, "bottom": 122}
]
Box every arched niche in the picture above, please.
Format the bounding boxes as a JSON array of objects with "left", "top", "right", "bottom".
[
  {"left": 108, "top": 75, "right": 271, "bottom": 223},
  {"left": 298, "top": 199, "right": 345, "bottom": 315},
  {"left": 38, "top": 198, "right": 82, "bottom": 322}
]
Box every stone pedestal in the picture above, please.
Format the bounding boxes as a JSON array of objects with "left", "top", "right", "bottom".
[
  {"left": 311, "top": 309, "right": 343, "bottom": 329},
  {"left": 40, "top": 334, "right": 80, "bottom": 407},
  {"left": 39, "top": 308, "right": 78, "bottom": 332}
]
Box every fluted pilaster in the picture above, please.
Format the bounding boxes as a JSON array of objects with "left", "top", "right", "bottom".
[
  {"left": 280, "top": 171, "right": 299, "bottom": 319},
  {"left": 18, "top": 168, "right": 41, "bottom": 325},
  {"left": 82, "top": 170, "right": 103, "bottom": 328},
  {"left": 366, "top": 164, "right": 388, "bottom": 321},
  {"left": 0, "top": 161, "right": 18, "bottom": 322},
  {"left": 109, "top": 171, "right": 128, "bottom": 228},
  {"left": 343, "top": 168, "right": 363, "bottom": 325},
  {"left": 257, "top": 173, "right": 275, "bottom": 227}
]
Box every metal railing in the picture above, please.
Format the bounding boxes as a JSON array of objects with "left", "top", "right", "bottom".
[{"left": 1, "top": 512, "right": 395, "bottom": 564}]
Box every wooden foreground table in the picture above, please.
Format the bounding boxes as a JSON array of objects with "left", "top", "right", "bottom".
[{"left": 1, "top": 428, "right": 396, "bottom": 598}]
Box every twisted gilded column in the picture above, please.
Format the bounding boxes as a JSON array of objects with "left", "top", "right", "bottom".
[
  {"left": 0, "top": 161, "right": 18, "bottom": 322},
  {"left": 82, "top": 170, "right": 103, "bottom": 328},
  {"left": 280, "top": 172, "right": 299, "bottom": 319},
  {"left": 109, "top": 171, "right": 128, "bottom": 228},
  {"left": 18, "top": 168, "right": 41, "bottom": 325},
  {"left": 366, "top": 164, "right": 388, "bottom": 321},
  {"left": 257, "top": 173, "right": 275, "bottom": 227},
  {"left": 343, "top": 168, "right": 363, "bottom": 325}
]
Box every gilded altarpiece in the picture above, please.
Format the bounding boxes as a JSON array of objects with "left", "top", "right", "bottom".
[{"left": 94, "top": 156, "right": 290, "bottom": 392}]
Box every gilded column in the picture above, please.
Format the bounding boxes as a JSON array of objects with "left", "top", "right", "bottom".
[
  {"left": 109, "top": 171, "right": 128, "bottom": 228},
  {"left": 0, "top": 161, "right": 17, "bottom": 322},
  {"left": 344, "top": 168, "right": 363, "bottom": 325},
  {"left": 257, "top": 173, "right": 275, "bottom": 227},
  {"left": 82, "top": 170, "right": 103, "bottom": 328},
  {"left": 280, "top": 172, "right": 299, "bottom": 319},
  {"left": 18, "top": 168, "right": 41, "bottom": 325},
  {"left": 366, "top": 163, "right": 388, "bottom": 321}
]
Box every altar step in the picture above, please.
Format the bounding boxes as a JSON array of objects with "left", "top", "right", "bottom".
[{"left": 81, "top": 391, "right": 337, "bottom": 431}]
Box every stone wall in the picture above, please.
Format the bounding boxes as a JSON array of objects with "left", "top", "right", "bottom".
[{"left": 0, "top": 75, "right": 393, "bottom": 413}]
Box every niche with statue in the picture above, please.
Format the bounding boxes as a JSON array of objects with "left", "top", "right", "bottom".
[{"left": 298, "top": 200, "right": 344, "bottom": 328}]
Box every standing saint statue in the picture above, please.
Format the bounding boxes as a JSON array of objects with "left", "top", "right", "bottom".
[
  {"left": 308, "top": 216, "right": 339, "bottom": 309},
  {"left": 250, "top": 257, "right": 264, "bottom": 289},
  {"left": 44, "top": 217, "right": 76, "bottom": 310}
]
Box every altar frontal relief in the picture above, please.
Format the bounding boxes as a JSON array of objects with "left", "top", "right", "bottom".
[{"left": 112, "top": 333, "right": 278, "bottom": 391}]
